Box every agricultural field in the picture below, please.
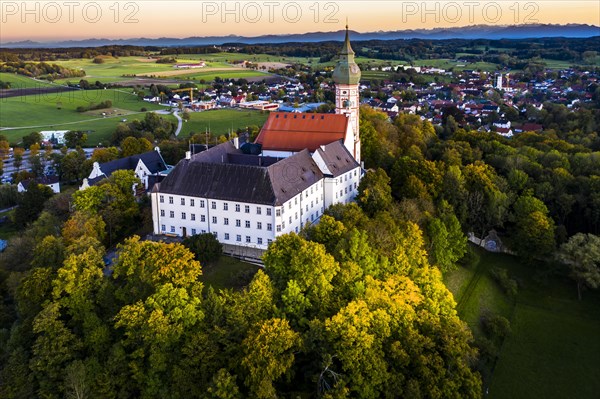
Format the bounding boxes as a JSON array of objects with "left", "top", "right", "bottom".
[
  {"left": 178, "top": 108, "right": 269, "bottom": 138},
  {"left": 411, "top": 58, "right": 500, "bottom": 72},
  {"left": 445, "top": 246, "right": 600, "bottom": 399},
  {"left": 49, "top": 55, "right": 272, "bottom": 84},
  {"left": 0, "top": 88, "right": 167, "bottom": 144},
  {"left": 142, "top": 68, "right": 270, "bottom": 81}
]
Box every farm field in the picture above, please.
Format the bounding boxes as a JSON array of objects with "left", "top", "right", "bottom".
[
  {"left": 0, "top": 88, "right": 167, "bottom": 144},
  {"left": 445, "top": 246, "right": 600, "bottom": 399},
  {"left": 178, "top": 108, "right": 269, "bottom": 138}
]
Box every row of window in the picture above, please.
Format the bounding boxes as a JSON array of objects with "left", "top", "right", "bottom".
[
  {"left": 158, "top": 196, "right": 273, "bottom": 216},
  {"left": 159, "top": 211, "right": 274, "bottom": 231},
  {"left": 335, "top": 182, "right": 358, "bottom": 199},
  {"left": 159, "top": 225, "right": 273, "bottom": 245}
]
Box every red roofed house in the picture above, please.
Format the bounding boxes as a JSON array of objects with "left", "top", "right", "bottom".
[
  {"left": 255, "top": 112, "right": 354, "bottom": 159},
  {"left": 255, "top": 24, "right": 362, "bottom": 164}
]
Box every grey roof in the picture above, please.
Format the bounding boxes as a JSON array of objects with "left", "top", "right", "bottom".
[
  {"left": 315, "top": 140, "right": 360, "bottom": 177},
  {"left": 190, "top": 141, "right": 238, "bottom": 164},
  {"left": 268, "top": 150, "right": 323, "bottom": 205},
  {"left": 100, "top": 150, "right": 167, "bottom": 177},
  {"left": 20, "top": 175, "right": 59, "bottom": 189},
  {"left": 156, "top": 143, "right": 323, "bottom": 206}
]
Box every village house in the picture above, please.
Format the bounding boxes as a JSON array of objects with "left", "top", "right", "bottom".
[
  {"left": 18, "top": 175, "right": 60, "bottom": 194},
  {"left": 80, "top": 148, "right": 170, "bottom": 191}
]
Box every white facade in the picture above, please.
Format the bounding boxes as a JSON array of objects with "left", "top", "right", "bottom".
[
  {"left": 311, "top": 150, "right": 361, "bottom": 209},
  {"left": 40, "top": 130, "right": 68, "bottom": 145},
  {"left": 335, "top": 83, "right": 361, "bottom": 163},
  {"left": 151, "top": 179, "right": 327, "bottom": 250}
]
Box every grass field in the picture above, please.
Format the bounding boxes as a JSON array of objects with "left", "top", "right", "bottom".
[
  {"left": 178, "top": 109, "right": 269, "bottom": 137},
  {"left": 0, "top": 72, "right": 55, "bottom": 89},
  {"left": 48, "top": 55, "right": 272, "bottom": 84},
  {"left": 0, "top": 88, "right": 167, "bottom": 144},
  {"left": 445, "top": 246, "right": 600, "bottom": 399},
  {"left": 141, "top": 69, "right": 269, "bottom": 81},
  {"left": 200, "top": 255, "right": 260, "bottom": 290}
]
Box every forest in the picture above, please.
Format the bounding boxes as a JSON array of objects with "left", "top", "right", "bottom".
[{"left": 0, "top": 102, "right": 599, "bottom": 398}]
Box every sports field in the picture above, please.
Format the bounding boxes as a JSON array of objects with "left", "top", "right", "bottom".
[{"left": 0, "top": 88, "right": 167, "bottom": 144}]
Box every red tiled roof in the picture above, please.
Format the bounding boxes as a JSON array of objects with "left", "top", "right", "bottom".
[
  {"left": 521, "top": 123, "right": 543, "bottom": 132},
  {"left": 255, "top": 112, "right": 348, "bottom": 152}
]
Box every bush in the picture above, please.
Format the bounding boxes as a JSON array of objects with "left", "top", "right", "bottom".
[
  {"left": 474, "top": 336, "right": 498, "bottom": 362},
  {"left": 490, "top": 267, "right": 518, "bottom": 298},
  {"left": 480, "top": 310, "right": 511, "bottom": 341},
  {"left": 182, "top": 233, "right": 223, "bottom": 265},
  {"left": 140, "top": 107, "right": 147, "bottom": 112},
  {"left": 459, "top": 245, "right": 480, "bottom": 269}
]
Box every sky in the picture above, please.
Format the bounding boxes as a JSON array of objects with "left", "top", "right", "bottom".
[{"left": 1, "top": 0, "right": 599, "bottom": 42}]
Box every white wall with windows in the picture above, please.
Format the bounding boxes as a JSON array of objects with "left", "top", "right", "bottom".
[{"left": 151, "top": 178, "right": 332, "bottom": 250}]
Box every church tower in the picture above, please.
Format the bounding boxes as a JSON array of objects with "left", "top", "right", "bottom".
[{"left": 333, "top": 24, "right": 361, "bottom": 163}]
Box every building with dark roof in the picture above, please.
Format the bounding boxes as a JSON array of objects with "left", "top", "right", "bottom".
[
  {"left": 80, "top": 148, "right": 170, "bottom": 191},
  {"left": 151, "top": 141, "right": 349, "bottom": 252},
  {"left": 150, "top": 29, "right": 363, "bottom": 256},
  {"left": 18, "top": 175, "right": 60, "bottom": 194}
]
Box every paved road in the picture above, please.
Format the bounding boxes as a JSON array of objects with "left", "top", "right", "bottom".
[{"left": 173, "top": 110, "right": 183, "bottom": 136}]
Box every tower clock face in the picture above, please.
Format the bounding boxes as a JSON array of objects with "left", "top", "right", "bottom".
[{"left": 350, "top": 64, "right": 360, "bottom": 74}]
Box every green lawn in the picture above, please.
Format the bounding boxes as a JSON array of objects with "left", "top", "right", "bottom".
[
  {"left": 50, "top": 56, "right": 196, "bottom": 79},
  {"left": 46, "top": 56, "right": 270, "bottom": 84},
  {"left": 179, "top": 109, "right": 269, "bottom": 138},
  {"left": 490, "top": 303, "right": 600, "bottom": 399},
  {"left": 200, "top": 255, "right": 261, "bottom": 290},
  {"left": 168, "top": 70, "right": 270, "bottom": 81},
  {"left": 0, "top": 89, "right": 167, "bottom": 144},
  {"left": 445, "top": 245, "right": 600, "bottom": 399},
  {"left": 0, "top": 72, "right": 55, "bottom": 89}
]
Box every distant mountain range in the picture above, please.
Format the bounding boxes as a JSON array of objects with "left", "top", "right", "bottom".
[{"left": 3, "top": 24, "right": 599, "bottom": 48}]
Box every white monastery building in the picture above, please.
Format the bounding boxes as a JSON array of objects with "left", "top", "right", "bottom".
[{"left": 150, "top": 27, "right": 363, "bottom": 252}]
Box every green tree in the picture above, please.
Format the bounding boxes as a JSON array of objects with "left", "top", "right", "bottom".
[
  {"left": 22, "top": 131, "right": 42, "bottom": 149},
  {"left": 13, "top": 183, "right": 54, "bottom": 227},
  {"left": 206, "top": 369, "right": 241, "bottom": 399},
  {"left": 182, "top": 233, "right": 223, "bottom": 265},
  {"left": 426, "top": 202, "right": 467, "bottom": 273},
  {"left": 60, "top": 148, "right": 88, "bottom": 182},
  {"left": 121, "top": 136, "right": 153, "bottom": 157},
  {"left": 112, "top": 236, "right": 202, "bottom": 304},
  {"left": 511, "top": 193, "right": 556, "bottom": 259},
  {"left": 241, "top": 318, "right": 300, "bottom": 399},
  {"left": 115, "top": 282, "right": 204, "bottom": 397},
  {"left": 64, "top": 131, "right": 88, "bottom": 148},
  {"left": 264, "top": 234, "right": 339, "bottom": 320},
  {"left": 557, "top": 233, "right": 600, "bottom": 300},
  {"left": 356, "top": 168, "right": 393, "bottom": 216}
]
